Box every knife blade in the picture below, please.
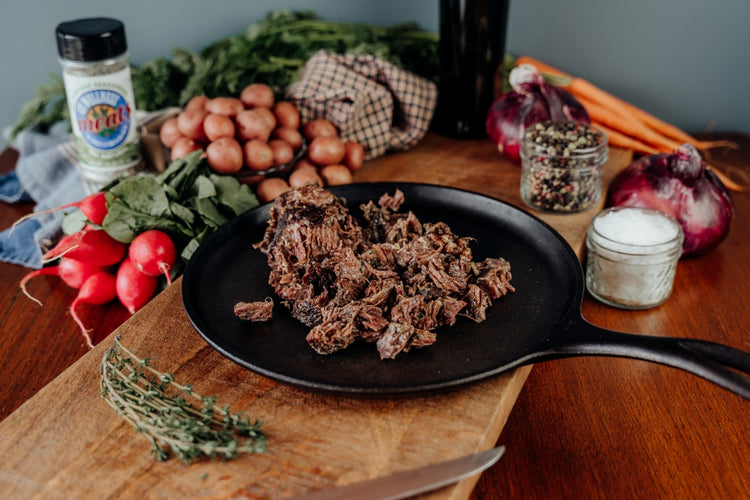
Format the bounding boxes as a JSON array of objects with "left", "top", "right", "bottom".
[{"left": 292, "top": 445, "right": 505, "bottom": 500}]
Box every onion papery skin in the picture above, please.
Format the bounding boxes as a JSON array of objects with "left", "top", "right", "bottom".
[
  {"left": 609, "top": 144, "right": 734, "bottom": 257},
  {"left": 486, "top": 64, "right": 590, "bottom": 164}
]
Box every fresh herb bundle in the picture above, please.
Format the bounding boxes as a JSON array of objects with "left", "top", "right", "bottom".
[
  {"left": 9, "top": 9, "right": 438, "bottom": 141},
  {"left": 101, "top": 336, "right": 267, "bottom": 463}
]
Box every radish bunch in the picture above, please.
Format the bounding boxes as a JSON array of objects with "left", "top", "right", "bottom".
[
  {"left": 16, "top": 148, "right": 259, "bottom": 349},
  {"left": 18, "top": 194, "right": 178, "bottom": 349}
]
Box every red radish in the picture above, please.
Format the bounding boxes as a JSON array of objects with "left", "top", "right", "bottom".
[
  {"left": 20, "top": 258, "right": 106, "bottom": 306},
  {"left": 116, "top": 257, "right": 159, "bottom": 314},
  {"left": 11, "top": 192, "right": 109, "bottom": 232},
  {"left": 128, "top": 230, "right": 177, "bottom": 285},
  {"left": 70, "top": 271, "right": 117, "bottom": 348},
  {"left": 42, "top": 226, "right": 126, "bottom": 267},
  {"left": 56, "top": 259, "right": 107, "bottom": 288}
]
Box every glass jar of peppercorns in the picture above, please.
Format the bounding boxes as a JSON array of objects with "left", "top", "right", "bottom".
[{"left": 519, "top": 121, "right": 608, "bottom": 213}]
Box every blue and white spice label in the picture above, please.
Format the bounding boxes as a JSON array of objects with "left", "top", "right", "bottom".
[
  {"left": 62, "top": 66, "right": 141, "bottom": 171},
  {"left": 75, "top": 89, "right": 132, "bottom": 150}
]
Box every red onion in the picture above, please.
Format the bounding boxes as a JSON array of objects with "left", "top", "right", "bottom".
[
  {"left": 609, "top": 143, "right": 734, "bottom": 257},
  {"left": 485, "top": 64, "right": 590, "bottom": 164}
]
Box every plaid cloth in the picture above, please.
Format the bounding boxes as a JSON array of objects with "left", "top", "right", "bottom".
[{"left": 287, "top": 50, "right": 437, "bottom": 160}]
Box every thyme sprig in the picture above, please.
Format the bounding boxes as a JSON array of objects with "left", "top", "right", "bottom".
[{"left": 100, "top": 336, "right": 266, "bottom": 463}]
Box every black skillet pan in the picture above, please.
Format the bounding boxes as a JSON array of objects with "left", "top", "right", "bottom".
[{"left": 182, "top": 182, "right": 750, "bottom": 399}]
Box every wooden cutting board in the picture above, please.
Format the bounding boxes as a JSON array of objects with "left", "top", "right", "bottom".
[{"left": 0, "top": 133, "right": 631, "bottom": 499}]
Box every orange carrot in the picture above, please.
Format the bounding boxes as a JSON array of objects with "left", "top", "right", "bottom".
[
  {"left": 594, "top": 124, "right": 660, "bottom": 156},
  {"left": 568, "top": 80, "right": 734, "bottom": 152},
  {"left": 706, "top": 164, "right": 749, "bottom": 192},
  {"left": 514, "top": 55, "right": 570, "bottom": 79},
  {"left": 514, "top": 56, "right": 688, "bottom": 143},
  {"left": 514, "top": 55, "right": 745, "bottom": 191},
  {"left": 574, "top": 94, "right": 682, "bottom": 153},
  {"left": 514, "top": 55, "right": 732, "bottom": 152},
  {"left": 567, "top": 78, "right": 694, "bottom": 142}
]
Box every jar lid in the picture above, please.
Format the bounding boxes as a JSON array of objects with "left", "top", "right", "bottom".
[{"left": 56, "top": 18, "right": 127, "bottom": 62}]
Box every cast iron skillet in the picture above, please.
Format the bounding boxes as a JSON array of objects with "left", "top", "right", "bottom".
[{"left": 182, "top": 182, "right": 750, "bottom": 399}]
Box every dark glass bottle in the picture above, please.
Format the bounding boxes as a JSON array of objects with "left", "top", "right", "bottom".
[{"left": 432, "top": 0, "right": 510, "bottom": 139}]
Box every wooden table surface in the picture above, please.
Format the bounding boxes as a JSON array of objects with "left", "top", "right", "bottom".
[{"left": 0, "top": 132, "right": 748, "bottom": 499}]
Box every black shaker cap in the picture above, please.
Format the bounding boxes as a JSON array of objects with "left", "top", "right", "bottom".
[{"left": 56, "top": 17, "right": 127, "bottom": 62}]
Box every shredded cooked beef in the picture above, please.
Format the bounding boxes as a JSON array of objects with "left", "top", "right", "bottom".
[
  {"left": 234, "top": 299, "right": 275, "bottom": 322},
  {"left": 248, "top": 185, "right": 515, "bottom": 359}
]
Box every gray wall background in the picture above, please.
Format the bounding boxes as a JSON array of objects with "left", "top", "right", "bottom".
[{"left": 2, "top": 0, "right": 749, "bottom": 139}]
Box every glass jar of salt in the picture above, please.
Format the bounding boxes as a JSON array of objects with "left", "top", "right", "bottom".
[
  {"left": 585, "top": 207, "right": 684, "bottom": 309},
  {"left": 520, "top": 121, "right": 608, "bottom": 213}
]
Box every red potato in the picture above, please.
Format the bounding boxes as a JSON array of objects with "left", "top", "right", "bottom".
[
  {"left": 206, "top": 137, "right": 244, "bottom": 174},
  {"left": 70, "top": 271, "right": 117, "bottom": 348},
  {"left": 272, "top": 127, "right": 303, "bottom": 151},
  {"left": 289, "top": 165, "right": 324, "bottom": 189},
  {"left": 170, "top": 137, "right": 203, "bottom": 160},
  {"left": 243, "top": 140, "right": 274, "bottom": 171},
  {"left": 235, "top": 109, "right": 272, "bottom": 142},
  {"left": 185, "top": 95, "right": 210, "bottom": 111},
  {"left": 205, "top": 96, "right": 244, "bottom": 117},
  {"left": 320, "top": 164, "right": 353, "bottom": 186},
  {"left": 203, "top": 113, "right": 236, "bottom": 142},
  {"left": 273, "top": 101, "right": 300, "bottom": 130},
  {"left": 236, "top": 171, "right": 264, "bottom": 186},
  {"left": 294, "top": 158, "right": 318, "bottom": 171},
  {"left": 176, "top": 109, "right": 209, "bottom": 141},
  {"left": 116, "top": 256, "right": 159, "bottom": 315},
  {"left": 128, "top": 229, "right": 177, "bottom": 285},
  {"left": 269, "top": 139, "right": 294, "bottom": 166},
  {"left": 254, "top": 107, "right": 277, "bottom": 130},
  {"left": 303, "top": 119, "right": 338, "bottom": 140},
  {"left": 307, "top": 136, "right": 346, "bottom": 165},
  {"left": 256, "top": 177, "right": 291, "bottom": 203},
  {"left": 158, "top": 117, "right": 184, "bottom": 148},
  {"left": 342, "top": 141, "right": 365, "bottom": 171},
  {"left": 240, "top": 83, "right": 275, "bottom": 109}
]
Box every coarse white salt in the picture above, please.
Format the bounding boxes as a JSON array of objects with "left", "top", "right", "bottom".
[
  {"left": 593, "top": 208, "right": 680, "bottom": 246},
  {"left": 585, "top": 207, "right": 684, "bottom": 309}
]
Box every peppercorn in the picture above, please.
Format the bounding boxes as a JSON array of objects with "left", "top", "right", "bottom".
[{"left": 520, "top": 121, "right": 608, "bottom": 213}]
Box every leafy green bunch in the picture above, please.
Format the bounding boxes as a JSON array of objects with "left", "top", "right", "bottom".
[
  {"left": 10, "top": 9, "right": 438, "bottom": 141},
  {"left": 63, "top": 151, "right": 259, "bottom": 272}
]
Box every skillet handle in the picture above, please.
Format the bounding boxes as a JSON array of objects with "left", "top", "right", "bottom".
[{"left": 530, "top": 320, "right": 750, "bottom": 401}]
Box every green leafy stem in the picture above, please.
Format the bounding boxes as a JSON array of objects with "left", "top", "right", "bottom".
[
  {"left": 8, "top": 9, "right": 439, "bottom": 142},
  {"left": 100, "top": 335, "right": 267, "bottom": 463}
]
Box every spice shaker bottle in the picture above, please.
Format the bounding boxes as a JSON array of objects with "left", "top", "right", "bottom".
[
  {"left": 432, "top": 0, "right": 510, "bottom": 139},
  {"left": 56, "top": 17, "right": 142, "bottom": 190},
  {"left": 585, "top": 207, "right": 684, "bottom": 309},
  {"left": 520, "top": 121, "right": 608, "bottom": 213}
]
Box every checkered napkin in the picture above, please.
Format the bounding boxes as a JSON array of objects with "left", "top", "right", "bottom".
[{"left": 286, "top": 50, "right": 437, "bottom": 160}]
